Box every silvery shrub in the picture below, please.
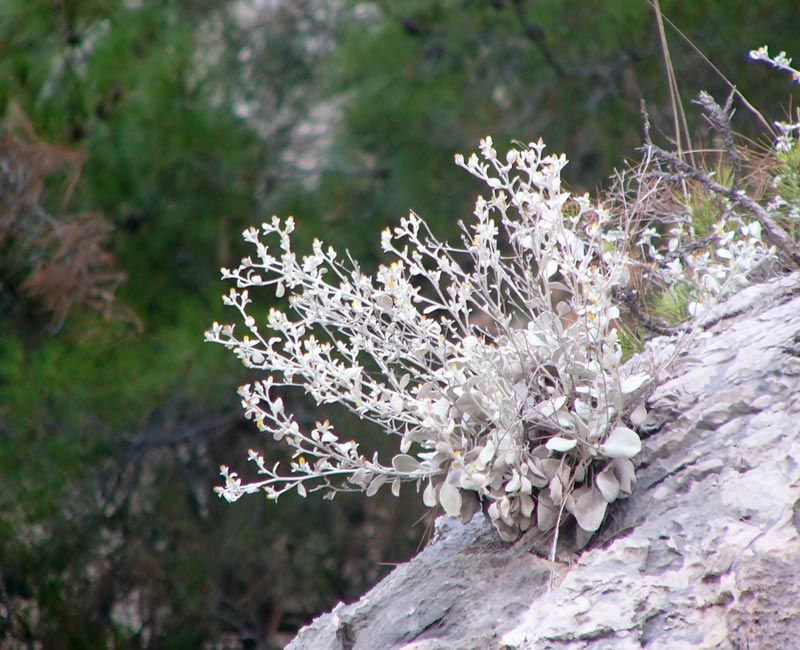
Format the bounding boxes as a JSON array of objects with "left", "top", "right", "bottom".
[{"left": 207, "top": 132, "right": 779, "bottom": 543}]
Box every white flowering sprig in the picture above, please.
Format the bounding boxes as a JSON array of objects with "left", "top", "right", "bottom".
[
  {"left": 208, "top": 137, "right": 651, "bottom": 544},
  {"left": 750, "top": 46, "right": 800, "bottom": 154},
  {"left": 749, "top": 46, "right": 800, "bottom": 84},
  {"left": 638, "top": 212, "right": 775, "bottom": 318}
]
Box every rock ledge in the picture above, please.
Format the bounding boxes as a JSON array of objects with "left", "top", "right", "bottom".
[{"left": 288, "top": 273, "right": 800, "bottom": 650}]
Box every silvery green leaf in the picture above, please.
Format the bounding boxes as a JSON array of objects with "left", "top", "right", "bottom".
[
  {"left": 630, "top": 402, "right": 648, "bottom": 427},
  {"left": 545, "top": 259, "right": 559, "bottom": 278},
  {"left": 431, "top": 397, "right": 450, "bottom": 418},
  {"left": 526, "top": 459, "right": 549, "bottom": 488},
  {"left": 530, "top": 445, "right": 550, "bottom": 459},
  {"left": 392, "top": 454, "right": 421, "bottom": 474},
  {"left": 600, "top": 426, "right": 642, "bottom": 459},
  {"left": 350, "top": 468, "right": 369, "bottom": 487},
  {"left": 366, "top": 474, "right": 387, "bottom": 497},
  {"left": 505, "top": 470, "right": 522, "bottom": 492},
  {"left": 537, "top": 492, "right": 557, "bottom": 531},
  {"left": 549, "top": 472, "right": 565, "bottom": 504},
  {"left": 540, "top": 458, "right": 562, "bottom": 480},
  {"left": 422, "top": 480, "right": 437, "bottom": 508},
  {"left": 438, "top": 480, "right": 462, "bottom": 517},
  {"left": 525, "top": 331, "right": 547, "bottom": 347},
  {"left": 545, "top": 436, "right": 577, "bottom": 452},
  {"left": 400, "top": 435, "right": 412, "bottom": 454},
  {"left": 519, "top": 493, "right": 535, "bottom": 518},
  {"left": 621, "top": 373, "right": 648, "bottom": 394},
  {"left": 296, "top": 482, "right": 307, "bottom": 498},
  {"left": 498, "top": 496, "right": 512, "bottom": 524},
  {"left": 376, "top": 294, "right": 393, "bottom": 311},
  {"left": 574, "top": 398, "right": 592, "bottom": 420},
  {"left": 475, "top": 441, "right": 496, "bottom": 470},
  {"left": 595, "top": 465, "right": 621, "bottom": 502},
  {"left": 391, "top": 478, "right": 401, "bottom": 497},
  {"left": 399, "top": 373, "right": 411, "bottom": 389},
  {"left": 612, "top": 458, "right": 637, "bottom": 496},
  {"left": 564, "top": 489, "right": 576, "bottom": 514},
  {"left": 460, "top": 471, "right": 488, "bottom": 490},
  {"left": 455, "top": 392, "right": 484, "bottom": 418},
  {"left": 520, "top": 474, "right": 533, "bottom": 494},
  {"left": 417, "top": 382, "right": 439, "bottom": 400},
  {"left": 573, "top": 486, "right": 607, "bottom": 532},
  {"left": 390, "top": 393, "right": 404, "bottom": 412},
  {"left": 540, "top": 395, "right": 567, "bottom": 417}
]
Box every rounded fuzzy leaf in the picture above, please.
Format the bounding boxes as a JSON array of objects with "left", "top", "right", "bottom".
[
  {"left": 475, "top": 441, "right": 496, "bottom": 471},
  {"left": 538, "top": 395, "right": 567, "bottom": 418},
  {"left": 366, "top": 474, "right": 387, "bottom": 497},
  {"left": 612, "top": 458, "right": 637, "bottom": 496},
  {"left": 573, "top": 487, "right": 608, "bottom": 532},
  {"left": 422, "top": 480, "right": 437, "bottom": 508},
  {"left": 376, "top": 294, "right": 393, "bottom": 311},
  {"left": 599, "top": 426, "right": 642, "bottom": 459},
  {"left": 391, "top": 478, "right": 401, "bottom": 497},
  {"left": 460, "top": 471, "right": 488, "bottom": 490},
  {"left": 349, "top": 468, "right": 369, "bottom": 488},
  {"left": 392, "top": 454, "right": 421, "bottom": 474},
  {"left": 400, "top": 436, "right": 413, "bottom": 454},
  {"left": 545, "top": 259, "right": 559, "bottom": 279},
  {"left": 519, "top": 493, "right": 535, "bottom": 519},
  {"left": 630, "top": 402, "right": 648, "bottom": 427},
  {"left": 438, "top": 480, "right": 462, "bottom": 517},
  {"left": 595, "top": 466, "right": 621, "bottom": 502},
  {"left": 621, "top": 373, "right": 648, "bottom": 394},
  {"left": 546, "top": 436, "right": 577, "bottom": 453},
  {"left": 504, "top": 470, "right": 522, "bottom": 493},
  {"left": 537, "top": 493, "right": 557, "bottom": 531},
  {"left": 526, "top": 459, "right": 549, "bottom": 488}
]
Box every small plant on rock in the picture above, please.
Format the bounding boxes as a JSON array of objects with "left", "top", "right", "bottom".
[
  {"left": 206, "top": 137, "right": 649, "bottom": 544},
  {"left": 208, "top": 49, "right": 799, "bottom": 553}
]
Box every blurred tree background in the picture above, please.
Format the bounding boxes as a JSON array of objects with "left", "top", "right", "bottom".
[{"left": 0, "top": 0, "right": 797, "bottom": 647}]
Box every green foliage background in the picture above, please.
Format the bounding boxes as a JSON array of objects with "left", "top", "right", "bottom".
[{"left": 0, "top": 0, "right": 798, "bottom": 647}]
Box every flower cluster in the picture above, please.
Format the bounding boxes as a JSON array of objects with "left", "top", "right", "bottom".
[
  {"left": 207, "top": 137, "right": 649, "bottom": 543},
  {"left": 750, "top": 45, "right": 800, "bottom": 153},
  {"left": 638, "top": 215, "right": 775, "bottom": 318}
]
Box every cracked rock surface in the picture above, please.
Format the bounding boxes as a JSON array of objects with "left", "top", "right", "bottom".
[{"left": 287, "top": 272, "right": 800, "bottom": 650}]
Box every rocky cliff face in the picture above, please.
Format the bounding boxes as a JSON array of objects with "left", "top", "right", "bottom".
[{"left": 288, "top": 272, "right": 800, "bottom": 650}]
